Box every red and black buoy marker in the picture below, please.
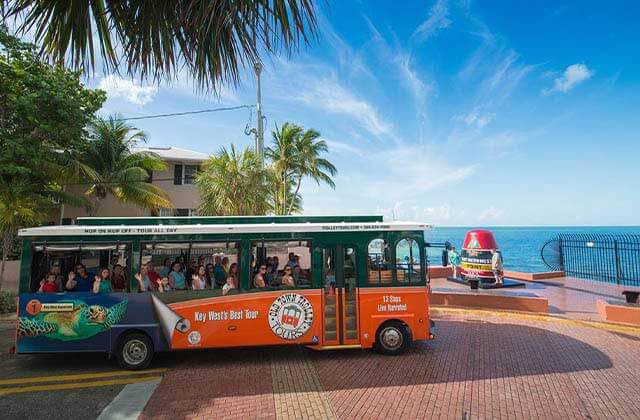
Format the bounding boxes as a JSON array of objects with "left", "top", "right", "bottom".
[
  {"left": 446, "top": 229, "right": 526, "bottom": 289},
  {"left": 460, "top": 229, "right": 498, "bottom": 281}
]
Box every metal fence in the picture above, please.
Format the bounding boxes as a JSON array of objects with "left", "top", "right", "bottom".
[{"left": 542, "top": 234, "right": 640, "bottom": 286}]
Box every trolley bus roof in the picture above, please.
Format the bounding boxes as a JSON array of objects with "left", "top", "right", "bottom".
[
  {"left": 18, "top": 221, "right": 432, "bottom": 237},
  {"left": 75, "top": 215, "right": 384, "bottom": 226}
]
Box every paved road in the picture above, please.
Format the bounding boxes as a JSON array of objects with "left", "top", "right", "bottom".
[{"left": 0, "top": 319, "right": 166, "bottom": 420}]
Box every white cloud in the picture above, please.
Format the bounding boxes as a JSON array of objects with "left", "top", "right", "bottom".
[
  {"left": 358, "top": 144, "right": 477, "bottom": 198},
  {"left": 477, "top": 206, "right": 504, "bottom": 222},
  {"left": 453, "top": 110, "right": 495, "bottom": 128},
  {"left": 98, "top": 75, "right": 158, "bottom": 105},
  {"left": 544, "top": 63, "right": 593, "bottom": 94},
  {"left": 323, "top": 139, "right": 363, "bottom": 157},
  {"left": 396, "top": 54, "right": 433, "bottom": 113},
  {"left": 288, "top": 73, "right": 393, "bottom": 138},
  {"left": 412, "top": 0, "right": 452, "bottom": 42},
  {"left": 365, "top": 18, "right": 433, "bottom": 114},
  {"left": 319, "top": 14, "right": 375, "bottom": 82}
]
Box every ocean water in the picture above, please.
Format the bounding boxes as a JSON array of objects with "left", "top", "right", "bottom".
[{"left": 424, "top": 226, "right": 640, "bottom": 273}]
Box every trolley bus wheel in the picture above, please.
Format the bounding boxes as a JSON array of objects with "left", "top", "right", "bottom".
[
  {"left": 375, "top": 321, "right": 411, "bottom": 355},
  {"left": 116, "top": 332, "right": 154, "bottom": 370}
]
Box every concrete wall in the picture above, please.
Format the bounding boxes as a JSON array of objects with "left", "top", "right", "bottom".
[
  {"left": 153, "top": 162, "right": 201, "bottom": 210},
  {"left": 52, "top": 162, "right": 201, "bottom": 222},
  {"left": 1, "top": 260, "right": 20, "bottom": 291}
]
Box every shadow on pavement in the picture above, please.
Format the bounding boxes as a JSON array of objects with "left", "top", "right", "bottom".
[{"left": 140, "top": 317, "right": 614, "bottom": 416}]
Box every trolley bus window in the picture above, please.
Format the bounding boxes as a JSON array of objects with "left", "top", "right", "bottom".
[
  {"left": 30, "top": 244, "right": 130, "bottom": 292},
  {"left": 395, "top": 238, "right": 421, "bottom": 284},
  {"left": 141, "top": 242, "right": 239, "bottom": 290},
  {"left": 251, "top": 241, "right": 311, "bottom": 289},
  {"left": 367, "top": 239, "right": 392, "bottom": 286}
]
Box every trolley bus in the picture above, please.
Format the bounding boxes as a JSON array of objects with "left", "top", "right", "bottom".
[{"left": 15, "top": 215, "right": 434, "bottom": 369}]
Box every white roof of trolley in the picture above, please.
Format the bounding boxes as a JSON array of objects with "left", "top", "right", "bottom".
[{"left": 18, "top": 221, "right": 431, "bottom": 237}]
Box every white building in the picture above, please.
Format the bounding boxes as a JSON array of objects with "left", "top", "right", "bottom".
[{"left": 55, "top": 146, "right": 208, "bottom": 224}]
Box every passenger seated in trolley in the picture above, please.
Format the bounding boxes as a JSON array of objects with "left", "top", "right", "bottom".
[
  {"left": 191, "top": 265, "right": 209, "bottom": 290},
  {"left": 281, "top": 265, "right": 296, "bottom": 288},
  {"left": 253, "top": 265, "right": 267, "bottom": 288},
  {"left": 38, "top": 273, "right": 59, "bottom": 293}
]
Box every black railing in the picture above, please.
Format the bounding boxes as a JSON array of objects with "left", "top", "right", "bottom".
[{"left": 542, "top": 234, "right": 640, "bottom": 286}]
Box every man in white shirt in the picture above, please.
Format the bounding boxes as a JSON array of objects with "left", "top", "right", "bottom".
[{"left": 491, "top": 249, "right": 504, "bottom": 285}]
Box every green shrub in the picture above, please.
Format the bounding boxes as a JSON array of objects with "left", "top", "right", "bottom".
[{"left": 0, "top": 291, "right": 18, "bottom": 314}]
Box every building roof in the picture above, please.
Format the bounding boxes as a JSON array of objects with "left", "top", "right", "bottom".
[
  {"left": 136, "top": 146, "right": 209, "bottom": 162},
  {"left": 18, "top": 221, "right": 432, "bottom": 237}
]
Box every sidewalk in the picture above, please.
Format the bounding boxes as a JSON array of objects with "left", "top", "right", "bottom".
[{"left": 430, "top": 275, "right": 629, "bottom": 321}]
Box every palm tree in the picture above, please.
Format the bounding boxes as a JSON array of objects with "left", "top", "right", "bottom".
[
  {"left": 266, "top": 123, "right": 336, "bottom": 215},
  {"left": 287, "top": 129, "right": 336, "bottom": 214},
  {"left": 8, "top": 1, "right": 317, "bottom": 89},
  {"left": 196, "top": 145, "right": 271, "bottom": 216},
  {"left": 75, "top": 116, "right": 172, "bottom": 215},
  {"left": 266, "top": 123, "right": 303, "bottom": 215}
]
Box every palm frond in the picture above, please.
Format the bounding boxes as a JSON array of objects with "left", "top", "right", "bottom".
[{"left": 8, "top": 0, "right": 317, "bottom": 90}]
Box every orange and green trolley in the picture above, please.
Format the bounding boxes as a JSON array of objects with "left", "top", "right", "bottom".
[{"left": 15, "top": 215, "right": 435, "bottom": 369}]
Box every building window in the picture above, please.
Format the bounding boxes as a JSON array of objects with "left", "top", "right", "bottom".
[{"left": 173, "top": 164, "right": 198, "bottom": 185}]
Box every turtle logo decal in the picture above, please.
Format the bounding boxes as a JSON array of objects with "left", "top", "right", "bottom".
[
  {"left": 268, "top": 293, "right": 313, "bottom": 340},
  {"left": 18, "top": 300, "right": 127, "bottom": 341}
]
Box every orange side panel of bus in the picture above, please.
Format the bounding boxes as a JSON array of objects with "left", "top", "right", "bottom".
[
  {"left": 168, "top": 290, "right": 323, "bottom": 350},
  {"left": 357, "top": 286, "right": 429, "bottom": 349}
]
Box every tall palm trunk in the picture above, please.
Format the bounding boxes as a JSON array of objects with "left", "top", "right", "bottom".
[
  {"left": 281, "top": 172, "right": 288, "bottom": 215},
  {"left": 287, "top": 175, "right": 303, "bottom": 214}
]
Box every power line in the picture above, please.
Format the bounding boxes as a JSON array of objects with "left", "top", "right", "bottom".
[{"left": 116, "top": 105, "right": 255, "bottom": 121}]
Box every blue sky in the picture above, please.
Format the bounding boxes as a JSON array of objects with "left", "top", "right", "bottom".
[{"left": 78, "top": 1, "right": 639, "bottom": 226}]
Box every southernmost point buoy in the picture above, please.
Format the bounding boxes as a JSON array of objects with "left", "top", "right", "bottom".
[{"left": 460, "top": 229, "right": 499, "bottom": 282}]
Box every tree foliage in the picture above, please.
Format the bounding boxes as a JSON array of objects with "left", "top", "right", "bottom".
[
  {"left": 7, "top": 0, "right": 317, "bottom": 90},
  {"left": 74, "top": 116, "right": 173, "bottom": 215},
  {"left": 196, "top": 145, "right": 271, "bottom": 216},
  {"left": 267, "top": 122, "right": 336, "bottom": 215},
  {"left": 0, "top": 25, "right": 105, "bottom": 206},
  {"left": 0, "top": 26, "right": 105, "bottom": 286},
  {"left": 198, "top": 122, "right": 336, "bottom": 216}
]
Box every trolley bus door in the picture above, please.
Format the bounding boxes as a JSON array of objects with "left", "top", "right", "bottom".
[{"left": 322, "top": 245, "right": 359, "bottom": 346}]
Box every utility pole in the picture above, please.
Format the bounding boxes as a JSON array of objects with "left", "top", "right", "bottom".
[
  {"left": 256, "top": 62, "right": 264, "bottom": 163},
  {"left": 246, "top": 61, "right": 265, "bottom": 166}
]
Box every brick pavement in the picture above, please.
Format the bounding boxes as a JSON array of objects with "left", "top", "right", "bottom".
[{"left": 140, "top": 309, "right": 640, "bottom": 420}]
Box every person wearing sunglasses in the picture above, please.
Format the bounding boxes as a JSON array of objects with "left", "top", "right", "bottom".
[
  {"left": 253, "top": 265, "right": 267, "bottom": 288},
  {"left": 281, "top": 265, "right": 295, "bottom": 288}
]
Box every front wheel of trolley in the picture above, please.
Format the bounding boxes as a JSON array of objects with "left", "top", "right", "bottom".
[
  {"left": 116, "top": 332, "right": 154, "bottom": 370},
  {"left": 375, "top": 321, "right": 411, "bottom": 355}
]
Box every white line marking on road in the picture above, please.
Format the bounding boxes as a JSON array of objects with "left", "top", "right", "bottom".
[{"left": 97, "top": 377, "right": 161, "bottom": 420}]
